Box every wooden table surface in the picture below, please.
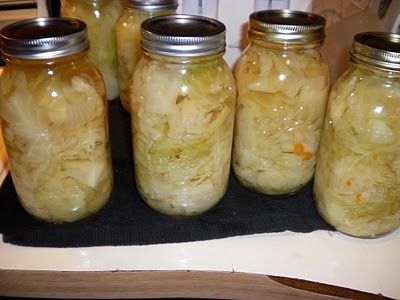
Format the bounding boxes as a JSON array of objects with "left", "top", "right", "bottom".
[{"left": 0, "top": 269, "right": 392, "bottom": 299}]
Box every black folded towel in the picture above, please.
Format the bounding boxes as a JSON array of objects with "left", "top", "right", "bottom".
[{"left": 0, "top": 101, "right": 332, "bottom": 248}]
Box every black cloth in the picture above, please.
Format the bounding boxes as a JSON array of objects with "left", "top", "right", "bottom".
[{"left": 0, "top": 101, "right": 333, "bottom": 248}]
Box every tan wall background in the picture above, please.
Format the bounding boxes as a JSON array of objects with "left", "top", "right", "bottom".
[{"left": 313, "top": 0, "right": 370, "bottom": 27}]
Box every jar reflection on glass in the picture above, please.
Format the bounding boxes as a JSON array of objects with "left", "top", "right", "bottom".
[
  {"left": 0, "top": 18, "right": 113, "bottom": 223},
  {"left": 116, "top": 0, "right": 178, "bottom": 111},
  {"left": 314, "top": 32, "right": 400, "bottom": 238},
  {"left": 131, "top": 15, "right": 236, "bottom": 217},
  {"left": 60, "top": 0, "right": 123, "bottom": 100},
  {"left": 233, "top": 10, "right": 330, "bottom": 195}
]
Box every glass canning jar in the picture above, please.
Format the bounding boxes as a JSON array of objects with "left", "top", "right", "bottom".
[
  {"left": 233, "top": 10, "right": 330, "bottom": 196},
  {"left": 116, "top": 0, "right": 178, "bottom": 111},
  {"left": 0, "top": 18, "right": 113, "bottom": 223},
  {"left": 131, "top": 15, "right": 236, "bottom": 217},
  {"left": 314, "top": 32, "right": 400, "bottom": 238},
  {"left": 60, "top": 0, "right": 123, "bottom": 101}
]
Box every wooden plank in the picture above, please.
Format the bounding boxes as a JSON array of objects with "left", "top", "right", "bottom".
[
  {"left": 0, "top": 270, "right": 390, "bottom": 299},
  {"left": 0, "top": 8, "right": 37, "bottom": 21}
]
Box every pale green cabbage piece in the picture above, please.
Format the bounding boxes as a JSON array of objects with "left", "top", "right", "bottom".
[
  {"left": 0, "top": 66, "right": 113, "bottom": 223},
  {"left": 314, "top": 66, "right": 400, "bottom": 237},
  {"left": 131, "top": 56, "right": 235, "bottom": 216},
  {"left": 233, "top": 43, "right": 330, "bottom": 195}
]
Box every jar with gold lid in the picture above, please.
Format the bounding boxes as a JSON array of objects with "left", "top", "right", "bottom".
[
  {"left": 233, "top": 10, "right": 330, "bottom": 196},
  {"left": 0, "top": 18, "right": 113, "bottom": 223},
  {"left": 314, "top": 32, "right": 400, "bottom": 238},
  {"left": 116, "top": 0, "right": 178, "bottom": 111}
]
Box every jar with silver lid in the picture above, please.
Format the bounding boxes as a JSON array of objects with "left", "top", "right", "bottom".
[
  {"left": 60, "top": 0, "right": 123, "bottom": 101},
  {"left": 0, "top": 18, "right": 113, "bottom": 223},
  {"left": 131, "top": 15, "right": 236, "bottom": 216},
  {"left": 233, "top": 10, "right": 330, "bottom": 196},
  {"left": 116, "top": 0, "right": 178, "bottom": 111},
  {"left": 314, "top": 32, "right": 400, "bottom": 238}
]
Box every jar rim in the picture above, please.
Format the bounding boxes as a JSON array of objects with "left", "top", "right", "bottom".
[
  {"left": 124, "top": 0, "right": 178, "bottom": 11},
  {"left": 248, "top": 9, "right": 326, "bottom": 44},
  {"left": 350, "top": 32, "right": 400, "bottom": 71},
  {"left": 141, "top": 14, "right": 226, "bottom": 57},
  {"left": 0, "top": 17, "right": 89, "bottom": 60}
]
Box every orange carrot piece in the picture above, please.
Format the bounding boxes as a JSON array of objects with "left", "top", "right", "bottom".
[
  {"left": 302, "top": 152, "right": 313, "bottom": 160},
  {"left": 293, "top": 143, "right": 304, "bottom": 155},
  {"left": 355, "top": 193, "right": 363, "bottom": 204}
]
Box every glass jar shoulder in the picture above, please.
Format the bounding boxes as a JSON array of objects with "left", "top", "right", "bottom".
[
  {"left": 134, "top": 54, "right": 235, "bottom": 108},
  {"left": 320, "top": 64, "right": 400, "bottom": 175},
  {"left": 234, "top": 42, "right": 330, "bottom": 108},
  {"left": 0, "top": 54, "right": 107, "bottom": 122},
  {"left": 131, "top": 54, "right": 236, "bottom": 142},
  {"left": 327, "top": 65, "right": 400, "bottom": 124},
  {"left": 233, "top": 40, "right": 330, "bottom": 126},
  {"left": 236, "top": 41, "right": 329, "bottom": 77}
]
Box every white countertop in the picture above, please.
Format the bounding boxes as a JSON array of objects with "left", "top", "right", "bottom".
[{"left": 1, "top": 228, "right": 399, "bottom": 299}]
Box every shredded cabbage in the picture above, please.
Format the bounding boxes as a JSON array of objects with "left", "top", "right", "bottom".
[
  {"left": 233, "top": 43, "right": 330, "bottom": 195},
  {"left": 61, "top": 0, "right": 123, "bottom": 100},
  {"left": 131, "top": 55, "right": 235, "bottom": 216},
  {"left": 116, "top": 9, "right": 175, "bottom": 111},
  {"left": 314, "top": 65, "right": 400, "bottom": 237},
  {"left": 0, "top": 57, "right": 113, "bottom": 223}
]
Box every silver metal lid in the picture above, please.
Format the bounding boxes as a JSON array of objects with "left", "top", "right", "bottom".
[
  {"left": 249, "top": 10, "right": 326, "bottom": 44},
  {"left": 125, "top": 0, "right": 178, "bottom": 11},
  {"left": 350, "top": 32, "right": 400, "bottom": 71},
  {"left": 141, "top": 14, "right": 226, "bottom": 57},
  {"left": 0, "top": 17, "right": 89, "bottom": 60}
]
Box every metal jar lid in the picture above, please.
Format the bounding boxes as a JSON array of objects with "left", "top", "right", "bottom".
[
  {"left": 141, "top": 14, "right": 226, "bottom": 57},
  {"left": 249, "top": 10, "right": 326, "bottom": 44},
  {"left": 125, "top": 0, "right": 178, "bottom": 11},
  {"left": 0, "top": 17, "right": 89, "bottom": 60},
  {"left": 350, "top": 32, "right": 400, "bottom": 71}
]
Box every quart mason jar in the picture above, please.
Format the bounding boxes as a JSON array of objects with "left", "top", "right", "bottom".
[
  {"left": 0, "top": 18, "right": 113, "bottom": 223},
  {"left": 131, "top": 15, "right": 236, "bottom": 217},
  {"left": 314, "top": 32, "right": 400, "bottom": 238},
  {"left": 116, "top": 0, "right": 178, "bottom": 111},
  {"left": 60, "top": 0, "right": 123, "bottom": 100},
  {"left": 233, "top": 10, "right": 330, "bottom": 195}
]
